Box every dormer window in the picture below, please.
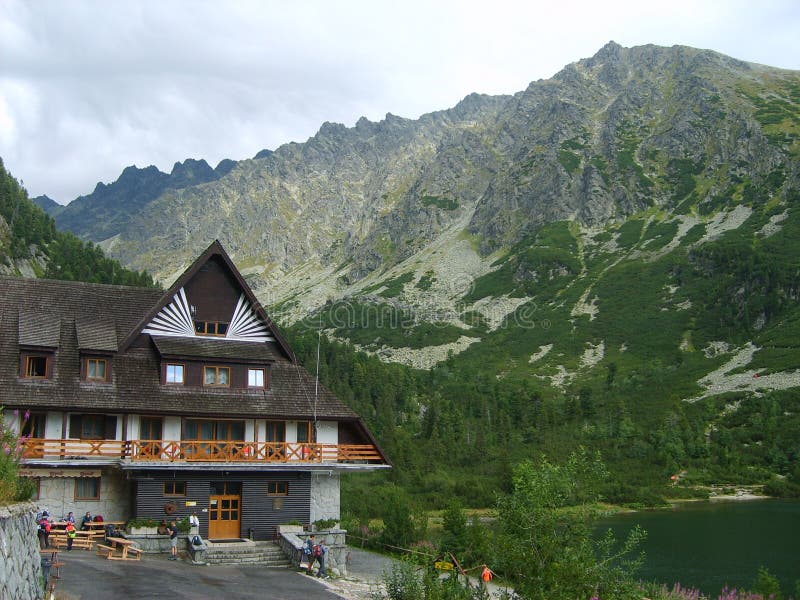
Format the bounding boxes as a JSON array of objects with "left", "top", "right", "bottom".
[
  {"left": 165, "top": 363, "right": 185, "bottom": 384},
  {"left": 194, "top": 320, "right": 228, "bottom": 337},
  {"left": 248, "top": 368, "right": 266, "bottom": 388},
  {"left": 204, "top": 366, "right": 230, "bottom": 387},
  {"left": 84, "top": 357, "right": 110, "bottom": 382},
  {"left": 22, "top": 354, "right": 50, "bottom": 379}
]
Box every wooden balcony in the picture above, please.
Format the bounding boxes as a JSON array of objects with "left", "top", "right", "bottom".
[{"left": 20, "top": 439, "right": 385, "bottom": 465}]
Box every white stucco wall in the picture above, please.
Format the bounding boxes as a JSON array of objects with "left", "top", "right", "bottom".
[
  {"left": 127, "top": 414, "right": 139, "bottom": 439},
  {"left": 45, "top": 412, "right": 62, "bottom": 438},
  {"left": 163, "top": 416, "right": 181, "bottom": 440},
  {"left": 316, "top": 421, "right": 337, "bottom": 444},
  {"left": 285, "top": 421, "right": 298, "bottom": 443}
]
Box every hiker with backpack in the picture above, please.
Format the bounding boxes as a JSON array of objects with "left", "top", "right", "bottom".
[
  {"left": 37, "top": 510, "right": 51, "bottom": 549},
  {"left": 316, "top": 542, "right": 329, "bottom": 579},
  {"left": 303, "top": 534, "right": 316, "bottom": 574},
  {"left": 302, "top": 534, "right": 329, "bottom": 578}
]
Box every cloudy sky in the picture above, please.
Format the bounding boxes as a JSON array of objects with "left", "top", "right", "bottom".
[{"left": 1, "top": 0, "right": 799, "bottom": 203}]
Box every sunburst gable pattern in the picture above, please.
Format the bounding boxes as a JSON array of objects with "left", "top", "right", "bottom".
[{"left": 142, "top": 288, "right": 273, "bottom": 342}]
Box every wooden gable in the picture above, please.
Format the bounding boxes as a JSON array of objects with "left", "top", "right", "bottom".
[{"left": 120, "top": 240, "right": 295, "bottom": 362}]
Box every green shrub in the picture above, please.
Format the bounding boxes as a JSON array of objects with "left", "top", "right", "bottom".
[
  {"left": 313, "top": 518, "right": 338, "bottom": 530},
  {"left": 126, "top": 517, "right": 159, "bottom": 528}
]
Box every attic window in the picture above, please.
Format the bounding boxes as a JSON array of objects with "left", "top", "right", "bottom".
[
  {"left": 248, "top": 368, "right": 266, "bottom": 388},
  {"left": 23, "top": 355, "right": 49, "bottom": 379},
  {"left": 194, "top": 321, "right": 228, "bottom": 337},
  {"left": 165, "top": 363, "right": 185, "bottom": 384},
  {"left": 204, "top": 366, "right": 230, "bottom": 387},
  {"left": 84, "top": 358, "right": 109, "bottom": 382}
]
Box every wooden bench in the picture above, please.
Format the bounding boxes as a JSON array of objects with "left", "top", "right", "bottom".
[
  {"left": 52, "top": 533, "right": 95, "bottom": 550},
  {"left": 96, "top": 544, "right": 116, "bottom": 558},
  {"left": 124, "top": 547, "right": 142, "bottom": 560},
  {"left": 70, "top": 537, "right": 95, "bottom": 550}
]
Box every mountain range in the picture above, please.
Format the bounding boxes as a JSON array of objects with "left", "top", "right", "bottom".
[
  {"left": 10, "top": 40, "right": 800, "bottom": 502},
  {"left": 33, "top": 41, "right": 800, "bottom": 394}
]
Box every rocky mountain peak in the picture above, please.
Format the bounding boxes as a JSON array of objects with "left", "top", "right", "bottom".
[
  {"left": 48, "top": 42, "right": 799, "bottom": 321},
  {"left": 592, "top": 40, "right": 623, "bottom": 62}
]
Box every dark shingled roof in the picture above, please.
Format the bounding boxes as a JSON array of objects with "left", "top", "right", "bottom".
[
  {"left": 0, "top": 275, "right": 361, "bottom": 421},
  {"left": 18, "top": 310, "right": 61, "bottom": 347},
  {"left": 76, "top": 317, "right": 118, "bottom": 352},
  {"left": 152, "top": 336, "right": 281, "bottom": 362}
]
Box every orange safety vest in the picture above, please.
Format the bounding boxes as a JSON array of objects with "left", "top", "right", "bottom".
[{"left": 481, "top": 567, "right": 493, "bottom": 582}]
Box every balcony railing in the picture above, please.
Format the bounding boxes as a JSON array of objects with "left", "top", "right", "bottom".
[{"left": 20, "top": 439, "right": 385, "bottom": 464}]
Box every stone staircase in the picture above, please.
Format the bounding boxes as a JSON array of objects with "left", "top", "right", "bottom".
[{"left": 201, "top": 540, "right": 292, "bottom": 567}]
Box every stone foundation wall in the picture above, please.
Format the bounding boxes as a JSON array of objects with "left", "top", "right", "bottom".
[
  {"left": 121, "top": 533, "right": 172, "bottom": 553},
  {"left": 35, "top": 468, "right": 131, "bottom": 522},
  {"left": 0, "top": 501, "right": 45, "bottom": 600},
  {"left": 309, "top": 472, "right": 340, "bottom": 523},
  {"left": 280, "top": 528, "right": 348, "bottom": 577}
]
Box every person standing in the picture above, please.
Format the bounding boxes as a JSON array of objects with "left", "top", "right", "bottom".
[
  {"left": 168, "top": 520, "right": 179, "bottom": 560},
  {"left": 303, "top": 534, "right": 316, "bottom": 574},
  {"left": 37, "top": 511, "right": 51, "bottom": 549},
  {"left": 65, "top": 521, "right": 77, "bottom": 551},
  {"left": 316, "top": 542, "right": 329, "bottom": 579},
  {"left": 189, "top": 512, "right": 200, "bottom": 536}
]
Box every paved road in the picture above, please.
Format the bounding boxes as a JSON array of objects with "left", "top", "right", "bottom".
[
  {"left": 48, "top": 550, "right": 342, "bottom": 600},
  {"left": 48, "top": 546, "right": 505, "bottom": 599}
]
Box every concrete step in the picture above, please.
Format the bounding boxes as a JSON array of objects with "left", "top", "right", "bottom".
[{"left": 202, "top": 541, "right": 291, "bottom": 566}]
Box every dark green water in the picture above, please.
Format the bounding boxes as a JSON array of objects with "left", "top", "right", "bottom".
[{"left": 595, "top": 499, "right": 800, "bottom": 597}]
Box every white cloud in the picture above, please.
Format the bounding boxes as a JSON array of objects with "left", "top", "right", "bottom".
[{"left": 1, "top": 0, "right": 799, "bottom": 202}]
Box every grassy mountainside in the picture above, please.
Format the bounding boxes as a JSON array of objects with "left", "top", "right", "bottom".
[
  {"left": 289, "top": 182, "right": 800, "bottom": 509},
  {"left": 0, "top": 159, "right": 157, "bottom": 287}
]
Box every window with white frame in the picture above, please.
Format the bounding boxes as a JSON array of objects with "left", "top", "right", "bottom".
[
  {"left": 247, "top": 368, "right": 265, "bottom": 388},
  {"left": 165, "top": 363, "right": 185, "bottom": 384}
]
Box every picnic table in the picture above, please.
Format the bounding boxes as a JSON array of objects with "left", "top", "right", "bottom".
[
  {"left": 49, "top": 529, "right": 97, "bottom": 550},
  {"left": 97, "top": 536, "right": 142, "bottom": 561}
]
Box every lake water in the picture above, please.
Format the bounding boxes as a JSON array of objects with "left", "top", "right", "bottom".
[{"left": 595, "top": 499, "right": 800, "bottom": 597}]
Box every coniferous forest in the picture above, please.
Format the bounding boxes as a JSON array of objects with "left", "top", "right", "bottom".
[{"left": 0, "top": 158, "right": 156, "bottom": 287}]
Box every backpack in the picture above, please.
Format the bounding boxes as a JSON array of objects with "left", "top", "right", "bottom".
[{"left": 313, "top": 544, "right": 322, "bottom": 557}]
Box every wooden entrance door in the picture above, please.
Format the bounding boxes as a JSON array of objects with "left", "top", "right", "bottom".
[{"left": 209, "top": 494, "right": 240, "bottom": 539}]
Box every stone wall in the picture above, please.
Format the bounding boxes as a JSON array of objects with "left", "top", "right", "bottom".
[
  {"left": 279, "top": 527, "right": 348, "bottom": 577},
  {"left": 35, "top": 469, "right": 131, "bottom": 522},
  {"left": 309, "top": 472, "right": 340, "bottom": 523},
  {"left": 0, "top": 501, "right": 44, "bottom": 600}
]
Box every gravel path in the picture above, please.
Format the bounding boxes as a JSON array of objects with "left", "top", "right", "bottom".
[
  {"left": 319, "top": 547, "right": 400, "bottom": 599},
  {"left": 320, "top": 548, "right": 510, "bottom": 600}
]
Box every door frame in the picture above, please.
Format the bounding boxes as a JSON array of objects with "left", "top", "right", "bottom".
[{"left": 208, "top": 492, "right": 241, "bottom": 539}]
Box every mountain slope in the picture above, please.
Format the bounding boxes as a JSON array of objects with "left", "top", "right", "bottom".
[
  {"left": 46, "top": 42, "right": 800, "bottom": 392},
  {"left": 53, "top": 158, "right": 237, "bottom": 242},
  {"left": 55, "top": 44, "right": 797, "bottom": 286},
  {"left": 0, "top": 158, "right": 156, "bottom": 287},
  {"left": 19, "top": 42, "right": 800, "bottom": 504}
]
